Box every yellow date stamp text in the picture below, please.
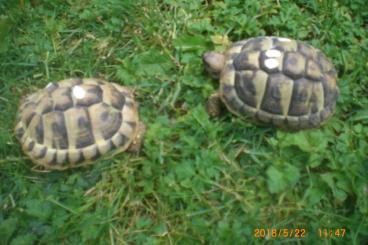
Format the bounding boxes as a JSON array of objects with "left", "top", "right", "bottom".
[{"left": 254, "top": 228, "right": 306, "bottom": 238}]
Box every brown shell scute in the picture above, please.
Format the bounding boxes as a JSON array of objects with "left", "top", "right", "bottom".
[
  {"left": 220, "top": 36, "right": 339, "bottom": 130},
  {"left": 15, "top": 78, "right": 140, "bottom": 170},
  {"left": 283, "top": 52, "right": 306, "bottom": 79}
]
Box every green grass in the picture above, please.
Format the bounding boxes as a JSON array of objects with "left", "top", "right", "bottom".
[{"left": 0, "top": 0, "right": 367, "bottom": 244}]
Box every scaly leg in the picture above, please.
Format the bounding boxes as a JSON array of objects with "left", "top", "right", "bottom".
[
  {"left": 128, "top": 122, "right": 146, "bottom": 153},
  {"left": 206, "top": 91, "right": 222, "bottom": 117}
]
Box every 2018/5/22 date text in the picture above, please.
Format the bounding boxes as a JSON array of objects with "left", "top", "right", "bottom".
[{"left": 254, "top": 228, "right": 306, "bottom": 238}]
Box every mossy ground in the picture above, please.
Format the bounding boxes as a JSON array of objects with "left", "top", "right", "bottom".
[{"left": 0, "top": 0, "right": 367, "bottom": 244}]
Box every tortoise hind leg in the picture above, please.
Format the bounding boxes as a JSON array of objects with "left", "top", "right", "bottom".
[{"left": 206, "top": 91, "right": 222, "bottom": 117}]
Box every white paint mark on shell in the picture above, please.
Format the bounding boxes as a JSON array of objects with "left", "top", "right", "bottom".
[
  {"left": 72, "top": 86, "right": 86, "bottom": 99},
  {"left": 265, "top": 49, "right": 282, "bottom": 58},
  {"left": 264, "top": 58, "right": 279, "bottom": 69},
  {"left": 277, "top": 37, "right": 291, "bottom": 42},
  {"left": 46, "top": 83, "right": 53, "bottom": 88}
]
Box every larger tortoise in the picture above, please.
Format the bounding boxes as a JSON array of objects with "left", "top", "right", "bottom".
[
  {"left": 14, "top": 78, "right": 145, "bottom": 170},
  {"left": 203, "top": 36, "right": 339, "bottom": 130}
]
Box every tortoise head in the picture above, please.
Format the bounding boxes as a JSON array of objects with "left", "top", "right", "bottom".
[{"left": 202, "top": 51, "right": 225, "bottom": 79}]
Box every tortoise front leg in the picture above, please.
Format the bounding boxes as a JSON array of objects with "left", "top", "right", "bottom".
[
  {"left": 206, "top": 91, "right": 222, "bottom": 117},
  {"left": 128, "top": 122, "right": 146, "bottom": 153}
]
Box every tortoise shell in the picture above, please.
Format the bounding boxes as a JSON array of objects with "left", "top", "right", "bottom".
[
  {"left": 219, "top": 36, "right": 339, "bottom": 129},
  {"left": 14, "top": 78, "right": 140, "bottom": 170}
]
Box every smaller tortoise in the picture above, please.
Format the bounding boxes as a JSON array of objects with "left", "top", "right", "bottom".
[
  {"left": 14, "top": 78, "right": 145, "bottom": 170},
  {"left": 203, "top": 36, "right": 339, "bottom": 130}
]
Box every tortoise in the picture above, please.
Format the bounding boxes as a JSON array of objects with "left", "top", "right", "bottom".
[
  {"left": 14, "top": 78, "right": 146, "bottom": 170},
  {"left": 203, "top": 36, "right": 339, "bottom": 130}
]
